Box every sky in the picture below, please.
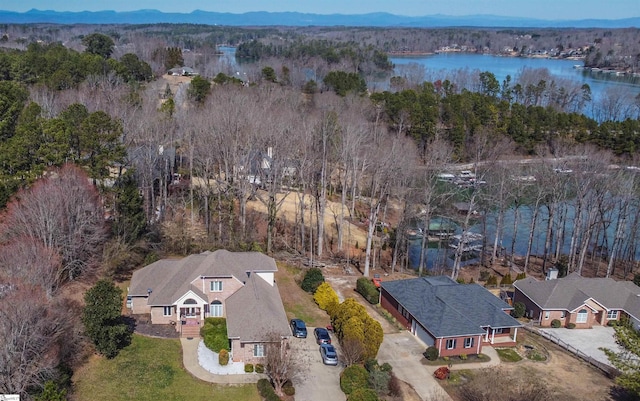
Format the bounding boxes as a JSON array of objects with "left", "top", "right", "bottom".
[{"left": 2, "top": 0, "right": 639, "bottom": 20}]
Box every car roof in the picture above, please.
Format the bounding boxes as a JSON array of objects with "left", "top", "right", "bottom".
[
  {"left": 320, "top": 343, "right": 335, "bottom": 350},
  {"left": 315, "top": 327, "right": 328, "bottom": 333},
  {"left": 291, "top": 318, "right": 305, "bottom": 326}
]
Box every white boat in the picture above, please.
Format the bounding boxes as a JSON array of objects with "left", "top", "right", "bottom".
[{"left": 448, "top": 232, "right": 484, "bottom": 252}]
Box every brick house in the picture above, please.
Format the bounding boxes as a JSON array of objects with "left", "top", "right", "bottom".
[
  {"left": 380, "top": 276, "right": 521, "bottom": 357},
  {"left": 128, "top": 250, "right": 290, "bottom": 364},
  {"left": 513, "top": 273, "right": 640, "bottom": 329}
]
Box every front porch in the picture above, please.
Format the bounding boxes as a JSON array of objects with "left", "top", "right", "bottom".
[{"left": 482, "top": 326, "right": 518, "bottom": 347}]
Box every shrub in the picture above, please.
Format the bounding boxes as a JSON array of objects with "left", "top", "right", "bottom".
[
  {"left": 283, "top": 380, "right": 296, "bottom": 396},
  {"left": 314, "top": 282, "right": 340, "bottom": 312},
  {"left": 550, "top": 319, "right": 561, "bottom": 328},
  {"left": 244, "top": 363, "right": 254, "bottom": 373},
  {"left": 364, "top": 359, "right": 379, "bottom": 372},
  {"left": 356, "top": 277, "right": 380, "bottom": 304},
  {"left": 608, "top": 320, "right": 619, "bottom": 327},
  {"left": 368, "top": 369, "right": 390, "bottom": 395},
  {"left": 567, "top": 323, "right": 576, "bottom": 329},
  {"left": 301, "top": 267, "right": 324, "bottom": 293},
  {"left": 201, "top": 318, "right": 229, "bottom": 352},
  {"left": 380, "top": 362, "right": 392, "bottom": 372},
  {"left": 424, "top": 346, "right": 439, "bottom": 361},
  {"left": 456, "top": 277, "right": 466, "bottom": 284},
  {"left": 459, "top": 353, "right": 467, "bottom": 360},
  {"left": 515, "top": 272, "right": 527, "bottom": 281},
  {"left": 512, "top": 302, "right": 526, "bottom": 318},
  {"left": 218, "top": 349, "right": 229, "bottom": 366},
  {"left": 500, "top": 273, "right": 513, "bottom": 286},
  {"left": 256, "top": 378, "right": 280, "bottom": 401},
  {"left": 485, "top": 275, "right": 498, "bottom": 286},
  {"left": 255, "top": 364, "right": 264, "bottom": 373},
  {"left": 443, "top": 356, "right": 449, "bottom": 362},
  {"left": 388, "top": 372, "right": 401, "bottom": 396},
  {"left": 340, "top": 365, "right": 369, "bottom": 395},
  {"left": 434, "top": 366, "right": 450, "bottom": 380},
  {"left": 347, "top": 388, "right": 379, "bottom": 401}
]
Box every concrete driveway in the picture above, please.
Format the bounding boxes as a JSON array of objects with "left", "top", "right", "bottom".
[
  {"left": 377, "top": 331, "right": 454, "bottom": 401},
  {"left": 290, "top": 328, "right": 346, "bottom": 401},
  {"left": 538, "top": 325, "right": 623, "bottom": 367}
]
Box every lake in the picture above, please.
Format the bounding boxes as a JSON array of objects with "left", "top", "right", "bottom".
[
  {"left": 389, "top": 52, "right": 640, "bottom": 103},
  {"left": 219, "top": 46, "right": 640, "bottom": 105}
]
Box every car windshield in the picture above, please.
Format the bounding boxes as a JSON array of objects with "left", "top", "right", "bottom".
[
  {"left": 324, "top": 345, "right": 336, "bottom": 355},
  {"left": 294, "top": 320, "right": 305, "bottom": 328}
]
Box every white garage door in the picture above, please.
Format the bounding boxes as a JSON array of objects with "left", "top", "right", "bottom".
[{"left": 412, "top": 320, "right": 434, "bottom": 346}]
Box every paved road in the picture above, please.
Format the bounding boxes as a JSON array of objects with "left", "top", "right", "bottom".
[{"left": 291, "top": 329, "right": 346, "bottom": 401}]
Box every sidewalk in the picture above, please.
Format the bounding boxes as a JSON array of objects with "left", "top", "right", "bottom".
[{"left": 180, "top": 337, "right": 266, "bottom": 384}]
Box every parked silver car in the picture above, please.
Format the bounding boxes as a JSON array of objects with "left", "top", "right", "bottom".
[{"left": 320, "top": 343, "right": 338, "bottom": 365}]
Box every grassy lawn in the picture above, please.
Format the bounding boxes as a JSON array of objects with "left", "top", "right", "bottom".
[
  {"left": 495, "top": 348, "right": 523, "bottom": 362},
  {"left": 276, "top": 262, "right": 330, "bottom": 328},
  {"left": 72, "top": 335, "right": 260, "bottom": 401}
]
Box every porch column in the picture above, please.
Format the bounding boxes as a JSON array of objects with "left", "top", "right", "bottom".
[
  {"left": 491, "top": 329, "right": 495, "bottom": 344},
  {"left": 513, "top": 327, "right": 518, "bottom": 342}
]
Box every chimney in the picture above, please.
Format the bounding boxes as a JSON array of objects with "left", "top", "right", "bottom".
[{"left": 545, "top": 268, "right": 559, "bottom": 281}]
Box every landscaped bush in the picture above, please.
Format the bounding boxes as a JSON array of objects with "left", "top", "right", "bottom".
[
  {"left": 380, "top": 362, "right": 392, "bottom": 372},
  {"left": 356, "top": 277, "right": 380, "bottom": 304},
  {"left": 257, "top": 378, "right": 280, "bottom": 401},
  {"left": 550, "top": 319, "right": 561, "bottom": 328},
  {"left": 314, "top": 282, "right": 339, "bottom": 313},
  {"left": 368, "top": 369, "right": 390, "bottom": 395},
  {"left": 424, "top": 346, "right": 439, "bottom": 361},
  {"left": 608, "top": 320, "right": 619, "bottom": 327},
  {"left": 218, "top": 349, "right": 229, "bottom": 366},
  {"left": 283, "top": 380, "right": 296, "bottom": 396},
  {"left": 364, "top": 359, "right": 379, "bottom": 372},
  {"left": 244, "top": 363, "right": 254, "bottom": 373},
  {"left": 388, "top": 372, "right": 401, "bottom": 396},
  {"left": 456, "top": 277, "right": 466, "bottom": 284},
  {"left": 255, "top": 363, "right": 264, "bottom": 373},
  {"left": 347, "top": 387, "right": 380, "bottom": 401},
  {"left": 433, "top": 366, "right": 450, "bottom": 380},
  {"left": 340, "top": 365, "right": 369, "bottom": 395},
  {"left": 332, "top": 299, "right": 384, "bottom": 361},
  {"left": 567, "top": 323, "right": 576, "bottom": 329},
  {"left": 515, "top": 272, "right": 527, "bottom": 281},
  {"left": 512, "top": 302, "right": 526, "bottom": 318},
  {"left": 301, "top": 267, "right": 324, "bottom": 293},
  {"left": 459, "top": 353, "right": 467, "bottom": 360},
  {"left": 201, "top": 318, "right": 229, "bottom": 352}
]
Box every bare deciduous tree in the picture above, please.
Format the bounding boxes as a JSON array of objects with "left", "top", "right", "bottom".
[
  {"left": 0, "top": 164, "right": 107, "bottom": 283},
  {"left": 264, "top": 335, "right": 305, "bottom": 397}
]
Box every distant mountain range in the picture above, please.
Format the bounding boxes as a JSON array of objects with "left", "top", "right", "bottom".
[{"left": 0, "top": 9, "right": 638, "bottom": 28}]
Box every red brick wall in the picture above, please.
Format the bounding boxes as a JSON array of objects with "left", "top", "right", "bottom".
[
  {"left": 435, "top": 335, "right": 483, "bottom": 357},
  {"left": 380, "top": 289, "right": 411, "bottom": 330},
  {"left": 513, "top": 288, "right": 542, "bottom": 320}
]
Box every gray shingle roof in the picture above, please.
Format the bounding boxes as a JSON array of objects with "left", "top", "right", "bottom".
[
  {"left": 381, "top": 276, "right": 520, "bottom": 338},
  {"left": 129, "top": 250, "right": 288, "bottom": 341},
  {"left": 513, "top": 273, "right": 640, "bottom": 318},
  {"left": 226, "top": 273, "right": 290, "bottom": 341}
]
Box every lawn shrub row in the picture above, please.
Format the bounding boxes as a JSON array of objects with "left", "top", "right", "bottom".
[
  {"left": 201, "top": 318, "right": 229, "bottom": 352},
  {"left": 355, "top": 277, "right": 379, "bottom": 304}
]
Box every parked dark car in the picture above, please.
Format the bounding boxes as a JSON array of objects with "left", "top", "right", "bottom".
[
  {"left": 290, "top": 318, "right": 307, "bottom": 338},
  {"left": 314, "top": 327, "right": 332, "bottom": 344},
  {"left": 320, "top": 344, "right": 338, "bottom": 365}
]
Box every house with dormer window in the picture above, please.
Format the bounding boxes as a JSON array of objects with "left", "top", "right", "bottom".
[{"left": 128, "top": 250, "right": 290, "bottom": 363}]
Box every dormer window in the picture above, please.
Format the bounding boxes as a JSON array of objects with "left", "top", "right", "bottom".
[{"left": 210, "top": 281, "right": 223, "bottom": 292}]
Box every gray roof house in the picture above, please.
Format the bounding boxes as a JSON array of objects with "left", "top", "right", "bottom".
[
  {"left": 380, "top": 276, "right": 521, "bottom": 356},
  {"left": 128, "top": 250, "right": 290, "bottom": 363},
  {"left": 513, "top": 273, "right": 640, "bottom": 329}
]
